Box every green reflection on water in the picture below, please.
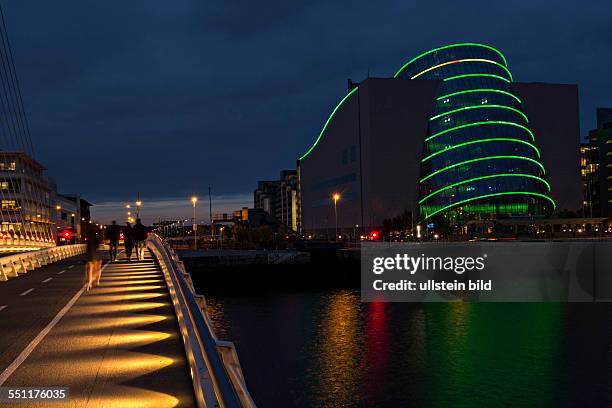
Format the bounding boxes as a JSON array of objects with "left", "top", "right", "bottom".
[
  {"left": 308, "top": 296, "right": 564, "bottom": 408},
  {"left": 421, "top": 303, "right": 563, "bottom": 408}
]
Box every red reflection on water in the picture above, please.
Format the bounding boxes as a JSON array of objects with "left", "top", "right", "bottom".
[{"left": 365, "top": 301, "right": 390, "bottom": 401}]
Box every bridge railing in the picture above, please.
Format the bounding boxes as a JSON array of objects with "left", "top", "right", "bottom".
[
  {"left": 147, "top": 233, "right": 257, "bottom": 408},
  {"left": 0, "top": 244, "right": 86, "bottom": 281}
]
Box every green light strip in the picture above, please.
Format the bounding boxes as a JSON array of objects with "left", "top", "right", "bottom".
[
  {"left": 421, "top": 138, "right": 541, "bottom": 162},
  {"left": 425, "top": 121, "right": 535, "bottom": 142},
  {"left": 430, "top": 104, "right": 529, "bottom": 123},
  {"left": 418, "top": 173, "right": 551, "bottom": 204},
  {"left": 420, "top": 191, "right": 556, "bottom": 223},
  {"left": 410, "top": 58, "right": 513, "bottom": 82},
  {"left": 437, "top": 88, "right": 522, "bottom": 104},
  {"left": 444, "top": 73, "right": 511, "bottom": 83},
  {"left": 393, "top": 43, "right": 508, "bottom": 78},
  {"left": 299, "top": 87, "right": 358, "bottom": 161},
  {"left": 420, "top": 155, "right": 546, "bottom": 183}
]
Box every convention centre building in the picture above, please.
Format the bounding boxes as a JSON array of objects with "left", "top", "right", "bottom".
[{"left": 298, "top": 43, "right": 581, "bottom": 237}]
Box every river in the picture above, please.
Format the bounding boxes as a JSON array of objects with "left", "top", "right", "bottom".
[{"left": 201, "top": 289, "right": 611, "bottom": 407}]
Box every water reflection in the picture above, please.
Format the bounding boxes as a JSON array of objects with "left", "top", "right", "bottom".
[
  {"left": 311, "top": 290, "right": 361, "bottom": 407},
  {"left": 203, "top": 289, "right": 610, "bottom": 408}
]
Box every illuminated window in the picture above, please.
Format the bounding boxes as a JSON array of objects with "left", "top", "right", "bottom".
[{"left": 0, "top": 161, "right": 16, "bottom": 171}]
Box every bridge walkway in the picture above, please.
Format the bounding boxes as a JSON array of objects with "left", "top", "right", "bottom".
[{"left": 0, "top": 250, "right": 196, "bottom": 407}]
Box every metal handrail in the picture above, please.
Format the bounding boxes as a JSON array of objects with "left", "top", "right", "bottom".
[
  {"left": 0, "top": 244, "right": 86, "bottom": 281},
  {"left": 148, "top": 233, "right": 256, "bottom": 408}
]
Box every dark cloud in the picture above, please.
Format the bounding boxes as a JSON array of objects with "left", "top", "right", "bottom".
[{"left": 1, "top": 0, "right": 611, "bottom": 221}]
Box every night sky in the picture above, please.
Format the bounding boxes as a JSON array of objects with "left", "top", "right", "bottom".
[{"left": 4, "top": 0, "right": 612, "bottom": 223}]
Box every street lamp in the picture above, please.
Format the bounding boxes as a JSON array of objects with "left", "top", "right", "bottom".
[
  {"left": 135, "top": 200, "right": 142, "bottom": 218},
  {"left": 191, "top": 196, "right": 198, "bottom": 249},
  {"left": 332, "top": 193, "right": 340, "bottom": 241},
  {"left": 219, "top": 226, "right": 224, "bottom": 250},
  {"left": 55, "top": 205, "right": 61, "bottom": 229}
]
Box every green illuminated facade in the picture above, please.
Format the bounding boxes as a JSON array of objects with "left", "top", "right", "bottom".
[
  {"left": 394, "top": 43, "right": 555, "bottom": 225},
  {"left": 297, "top": 43, "right": 580, "bottom": 238}
]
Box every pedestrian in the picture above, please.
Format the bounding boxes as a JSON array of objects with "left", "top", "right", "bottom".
[
  {"left": 132, "top": 218, "right": 148, "bottom": 260},
  {"left": 85, "top": 229, "right": 102, "bottom": 291},
  {"left": 107, "top": 220, "right": 120, "bottom": 261},
  {"left": 123, "top": 221, "right": 134, "bottom": 261}
]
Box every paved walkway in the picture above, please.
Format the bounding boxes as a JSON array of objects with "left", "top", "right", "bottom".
[{"left": 2, "top": 251, "right": 195, "bottom": 407}]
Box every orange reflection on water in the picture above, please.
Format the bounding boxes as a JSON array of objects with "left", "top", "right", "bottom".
[{"left": 315, "top": 290, "right": 361, "bottom": 406}]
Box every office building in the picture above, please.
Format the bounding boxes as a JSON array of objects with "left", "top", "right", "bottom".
[
  {"left": 580, "top": 134, "right": 600, "bottom": 217},
  {"left": 254, "top": 170, "right": 299, "bottom": 231},
  {"left": 0, "top": 152, "right": 55, "bottom": 248},
  {"left": 587, "top": 108, "right": 612, "bottom": 217}
]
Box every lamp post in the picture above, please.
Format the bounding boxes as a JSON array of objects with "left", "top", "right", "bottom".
[
  {"left": 219, "top": 226, "right": 224, "bottom": 250},
  {"left": 332, "top": 193, "right": 340, "bottom": 241},
  {"left": 135, "top": 200, "right": 142, "bottom": 218},
  {"left": 191, "top": 196, "right": 198, "bottom": 249}
]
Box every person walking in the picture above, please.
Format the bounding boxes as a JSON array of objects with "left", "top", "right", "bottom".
[
  {"left": 132, "top": 218, "right": 147, "bottom": 260},
  {"left": 107, "top": 220, "right": 120, "bottom": 262},
  {"left": 85, "top": 229, "right": 102, "bottom": 291},
  {"left": 123, "top": 221, "right": 134, "bottom": 262}
]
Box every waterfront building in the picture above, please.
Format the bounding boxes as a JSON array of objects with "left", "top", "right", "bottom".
[
  {"left": 589, "top": 108, "right": 612, "bottom": 217},
  {"left": 52, "top": 193, "right": 78, "bottom": 244},
  {"left": 51, "top": 193, "right": 91, "bottom": 244},
  {"left": 254, "top": 170, "right": 299, "bottom": 231},
  {"left": 580, "top": 135, "right": 600, "bottom": 217},
  {"left": 0, "top": 152, "right": 55, "bottom": 248},
  {"left": 298, "top": 43, "right": 581, "bottom": 237}
]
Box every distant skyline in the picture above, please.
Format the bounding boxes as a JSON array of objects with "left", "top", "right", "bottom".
[{"left": 2, "top": 1, "right": 611, "bottom": 222}]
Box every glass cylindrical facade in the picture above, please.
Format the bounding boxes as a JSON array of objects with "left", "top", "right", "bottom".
[{"left": 395, "top": 43, "right": 555, "bottom": 225}]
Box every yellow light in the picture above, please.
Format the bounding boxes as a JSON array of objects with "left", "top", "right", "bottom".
[
  {"left": 126, "top": 204, "right": 131, "bottom": 209},
  {"left": 332, "top": 193, "right": 340, "bottom": 201},
  {"left": 136, "top": 200, "right": 142, "bottom": 207},
  {"left": 55, "top": 205, "right": 61, "bottom": 210},
  {"left": 191, "top": 196, "right": 198, "bottom": 204}
]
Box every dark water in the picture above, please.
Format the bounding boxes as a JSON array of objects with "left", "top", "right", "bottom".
[{"left": 202, "top": 289, "right": 612, "bottom": 408}]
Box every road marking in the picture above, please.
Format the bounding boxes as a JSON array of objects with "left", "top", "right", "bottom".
[
  {"left": 0, "top": 260, "right": 111, "bottom": 387},
  {"left": 19, "top": 288, "right": 35, "bottom": 296},
  {"left": 42, "top": 277, "right": 53, "bottom": 283},
  {"left": 0, "top": 305, "right": 7, "bottom": 312},
  {"left": 57, "top": 270, "right": 66, "bottom": 275},
  {"left": 68, "top": 265, "right": 75, "bottom": 269}
]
